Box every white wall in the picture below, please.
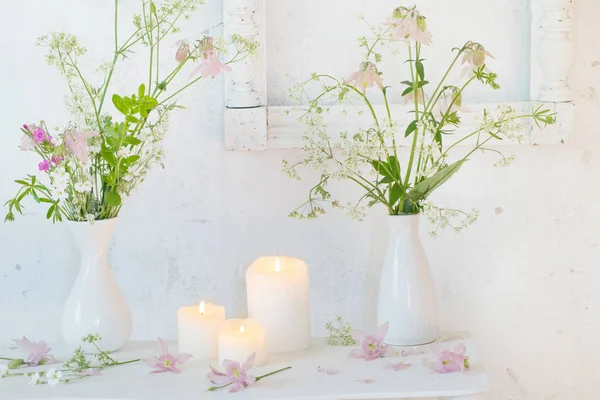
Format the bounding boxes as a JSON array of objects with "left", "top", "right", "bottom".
[{"left": 1, "top": 1, "right": 599, "bottom": 399}]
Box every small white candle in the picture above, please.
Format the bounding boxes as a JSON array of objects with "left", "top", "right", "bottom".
[
  {"left": 177, "top": 301, "right": 225, "bottom": 360},
  {"left": 218, "top": 318, "right": 267, "bottom": 366},
  {"left": 246, "top": 256, "right": 311, "bottom": 353}
]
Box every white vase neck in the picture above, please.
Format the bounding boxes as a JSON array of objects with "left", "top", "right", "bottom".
[
  {"left": 67, "top": 218, "right": 118, "bottom": 257},
  {"left": 386, "top": 214, "right": 420, "bottom": 235}
]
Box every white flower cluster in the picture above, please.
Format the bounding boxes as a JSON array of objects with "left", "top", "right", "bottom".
[
  {"left": 423, "top": 203, "right": 479, "bottom": 237},
  {"left": 49, "top": 166, "right": 70, "bottom": 202}
]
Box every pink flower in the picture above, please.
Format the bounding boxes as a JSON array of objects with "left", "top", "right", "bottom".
[
  {"left": 38, "top": 160, "right": 51, "bottom": 172},
  {"left": 384, "top": 362, "right": 412, "bottom": 371},
  {"left": 208, "top": 353, "right": 256, "bottom": 393},
  {"left": 317, "top": 366, "right": 340, "bottom": 375},
  {"left": 403, "top": 88, "right": 425, "bottom": 105},
  {"left": 175, "top": 40, "right": 190, "bottom": 63},
  {"left": 348, "top": 322, "right": 395, "bottom": 361},
  {"left": 347, "top": 62, "right": 383, "bottom": 93},
  {"left": 64, "top": 131, "right": 99, "bottom": 164},
  {"left": 143, "top": 338, "right": 192, "bottom": 374},
  {"left": 433, "top": 88, "right": 464, "bottom": 119},
  {"left": 385, "top": 7, "right": 432, "bottom": 45},
  {"left": 14, "top": 337, "right": 56, "bottom": 366},
  {"left": 355, "top": 379, "right": 376, "bottom": 384},
  {"left": 33, "top": 127, "right": 46, "bottom": 143},
  {"left": 461, "top": 41, "right": 494, "bottom": 77},
  {"left": 51, "top": 156, "right": 63, "bottom": 166},
  {"left": 20, "top": 135, "right": 36, "bottom": 151},
  {"left": 427, "top": 343, "right": 470, "bottom": 374},
  {"left": 191, "top": 37, "right": 232, "bottom": 78}
]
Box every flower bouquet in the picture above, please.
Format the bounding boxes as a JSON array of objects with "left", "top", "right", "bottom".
[
  {"left": 2, "top": 0, "right": 257, "bottom": 350},
  {"left": 283, "top": 5, "right": 556, "bottom": 345}
]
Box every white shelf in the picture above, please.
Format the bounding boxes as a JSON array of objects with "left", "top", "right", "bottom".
[{"left": 1, "top": 332, "right": 490, "bottom": 400}]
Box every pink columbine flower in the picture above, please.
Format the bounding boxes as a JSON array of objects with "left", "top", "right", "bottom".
[
  {"left": 384, "top": 362, "right": 412, "bottom": 371},
  {"left": 38, "top": 160, "right": 51, "bottom": 172},
  {"left": 427, "top": 343, "right": 470, "bottom": 374},
  {"left": 175, "top": 40, "right": 190, "bottom": 63},
  {"left": 403, "top": 88, "right": 425, "bottom": 105},
  {"left": 144, "top": 338, "right": 192, "bottom": 374},
  {"left": 385, "top": 7, "right": 432, "bottom": 45},
  {"left": 348, "top": 322, "right": 395, "bottom": 361},
  {"left": 208, "top": 353, "right": 256, "bottom": 393},
  {"left": 64, "top": 130, "right": 99, "bottom": 164},
  {"left": 461, "top": 41, "right": 495, "bottom": 77},
  {"left": 20, "top": 135, "right": 36, "bottom": 151},
  {"left": 346, "top": 62, "right": 383, "bottom": 93},
  {"left": 190, "top": 37, "right": 232, "bottom": 78},
  {"left": 14, "top": 337, "right": 56, "bottom": 366},
  {"left": 433, "top": 89, "right": 464, "bottom": 119}
]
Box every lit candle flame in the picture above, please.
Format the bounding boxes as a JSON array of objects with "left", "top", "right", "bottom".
[
  {"left": 240, "top": 325, "right": 245, "bottom": 333},
  {"left": 199, "top": 301, "right": 206, "bottom": 315},
  {"left": 274, "top": 258, "right": 281, "bottom": 272}
]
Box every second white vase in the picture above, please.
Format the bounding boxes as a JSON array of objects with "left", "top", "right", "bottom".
[
  {"left": 377, "top": 214, "right": 439, "bottom": 346},
  {"left": 61, "top": 218, "right": 132, "bottom": 352}
]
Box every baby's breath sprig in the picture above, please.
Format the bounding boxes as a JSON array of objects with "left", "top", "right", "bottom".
[{"left": 325, "top": 316, "right": 357, "bottom": 347}]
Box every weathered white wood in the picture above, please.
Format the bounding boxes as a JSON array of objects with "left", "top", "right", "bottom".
[
  {"left": 268, "top": 102, "right": 533, "bottom": 149},
  {"left": 223, "top": 0, "right": 266, "bottom": 109},
  {"left": 224, "top": 1, "right": 575, "bottom": 150},
  {"left": 1, "top": 334, "right": 490, "bottom": 400},
  {"left": 224, "top": 107, "right": 268, "bottom": 151}
]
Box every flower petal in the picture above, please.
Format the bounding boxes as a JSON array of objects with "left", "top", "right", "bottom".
[
  {"left": 156, "top": 338, "right": 169, "bottom": 355},
  {"left": 176, "top": 353, "right": 193, "bottom": 364},
  {"left": 242, "top": 353, "right": 255, "bottom": 372},
  {"left": 143, "top": 356, "right": 160, "bottom": 368},
  {"left": 348, "top": 348, "right": 366, "bottom": 359},
  {"left": 229, "top": 382, "right": 245, "bottom": 393},
  {"left": 351, "top": 329, "right": 365, "bottom": 343}
]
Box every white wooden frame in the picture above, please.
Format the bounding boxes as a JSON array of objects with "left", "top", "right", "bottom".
[{"left": 223, "top": 0, "right": 575, "bottom": 151}]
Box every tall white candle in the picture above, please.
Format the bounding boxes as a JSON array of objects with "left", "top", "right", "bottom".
[
  {"left": 177, "top": 301, "right": 225, "bottom": 360},
  {"left": 246, "top": 256, "right": 311, "bottom": 353},
  {"left": 218, "top": 318, "right": 267, "bottom": 366}
]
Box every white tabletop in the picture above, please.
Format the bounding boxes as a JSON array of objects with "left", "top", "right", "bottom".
[{"left": 0, "top": 332, "right": 490, "bottom": 400}]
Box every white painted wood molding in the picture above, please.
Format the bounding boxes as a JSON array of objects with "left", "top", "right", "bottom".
[{"left": 224, "top": 0, "right": 575, "bottom": 150}]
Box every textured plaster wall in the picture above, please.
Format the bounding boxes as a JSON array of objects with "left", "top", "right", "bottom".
[{"left": 0, "top": 1, "right": 599, "bottom": 399}]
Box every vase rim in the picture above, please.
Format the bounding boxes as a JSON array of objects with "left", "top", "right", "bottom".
[{"left": 64, "top": 217, "right": 119, "bottom": 226}]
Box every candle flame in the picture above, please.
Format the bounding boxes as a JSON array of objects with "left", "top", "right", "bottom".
[
  {"left": 274, "top": 258, "right": 281, "bottom": 272},
  {"left": 240, "top": 325, "right": 245, "bottom": 333},
  {"left": 199, "top": 301, "right": 206, "bottom": 315}
]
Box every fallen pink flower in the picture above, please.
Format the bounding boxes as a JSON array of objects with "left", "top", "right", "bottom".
[
  {"left": 208, "top": 353, "right": 256, "bottom": 393},
  {"left": 347, "top": 62, "right": 383, "bottom": 93},
  {"left": 384, "top": 362, "right": 412, "bottom": 372},
  {"left": 14, "top": 337, "right": 56, "bottom": 366},
  {"left": 143, "top": 338, "right": 192, "bottom": 374},
  {"left": 426, "top": 343, "right": 470, "bottom": 374},
  {"left": 64, "top": 131, "right": 99, "bottom": 164},
  {"left": 317, "top": 366, "right": 340, "bottom": 375},
  {"left": 355, "top": 379, "right": 376, "bottom": 384},
  {"left": 348, "top": 322, "right": 395, "bottom": 361}
]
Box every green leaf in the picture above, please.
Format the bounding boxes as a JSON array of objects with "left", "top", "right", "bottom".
[
  {"left": 105, "top": 191, "right": 122, "bottom": 207},
  {"left": 378, "top": 176, "right": 394, "bottom": 185},
  {"left": 125, "top": 155, "right": 140, "bottom": 165},
  {"left": 143, "top": 96, "right": 158, "bottom": 110},
  {"left": 416, "top": 60, "right": 425, "bottom": 81},
  {"left": 405, "top": 120, "right": 418, "bottom": 137},
  {"left": 389, "top": 183, "right": 403, "bottom": 208},
  {"left": 112, "top": 94, "right": 127, "bottom": 115},
  {"left": 409, "top": 159, "right": 467, "bottom": 201},
  {"left": 46, "top": 205, "right": 55, "bottom": 219},
  {"left": 401, "top": 86, "right": 414, "bottom": 97},
  {"left": 31, "top": 190, "right": 40, "bottom": 204},
  {"left": 101, "top": 150, "right": 117, "bottom": 166},
  {"left": 150, "top": 1, "right": 157, "bottom": 16},
  {"left": 105, "top": 126, "right": 119, "bottom": 140},
  {"left": 123, "top": 136, "right": 142, "bottom": 146},
  {"left": 39, "top": 198, "right": 54, "bottom": 204},
  {"left": 126, "top": 115, "right": 140, "bottom": 124},
  {"left": 387, "top": 156, "right": 401, "bottom": 180},
  {"left": 138, "top": 83, "right": 146, "bottom": 99},
  {"left": 14, "top": 180, "right": 29, "bottom": 186},
  {"left": 371, "top": 160, "right": 392, "bottom": 178},
  {"left": 123, "top": 97, "right": 134, "bottom": 112}
]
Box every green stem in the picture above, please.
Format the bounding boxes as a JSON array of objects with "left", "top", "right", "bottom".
[
  {"left": 158, "top": 76, "right": 203, "bottom": 105},
  {"left": 0, "top": 357, "right": 13, "bottom": 361},
  {"left": 255, "top": 366, "right": 292, "bottom": 381},
  {"left": 404, "top": 44, "right": 420, "bottom": 186},
  {"left": 424, "top": 44, "right": 467, "bottom": 114}
]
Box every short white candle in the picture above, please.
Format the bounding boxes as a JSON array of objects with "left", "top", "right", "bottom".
[
  {"left": 246, "top": 256, "right": 311, "bottom": 353},
  {"left": 177, "top": 301, "right": 225, "bottom": 360},
  {"left": 218, "top": 318, "right": 267, "bottom": 366}
]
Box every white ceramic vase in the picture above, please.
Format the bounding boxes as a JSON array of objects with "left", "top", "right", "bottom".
[
  {"left": 61, "top": 218, "right": 132, "bottom": 352},
  {"left": 377, "top": 214, "right": 439, "bottom": 345}
]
